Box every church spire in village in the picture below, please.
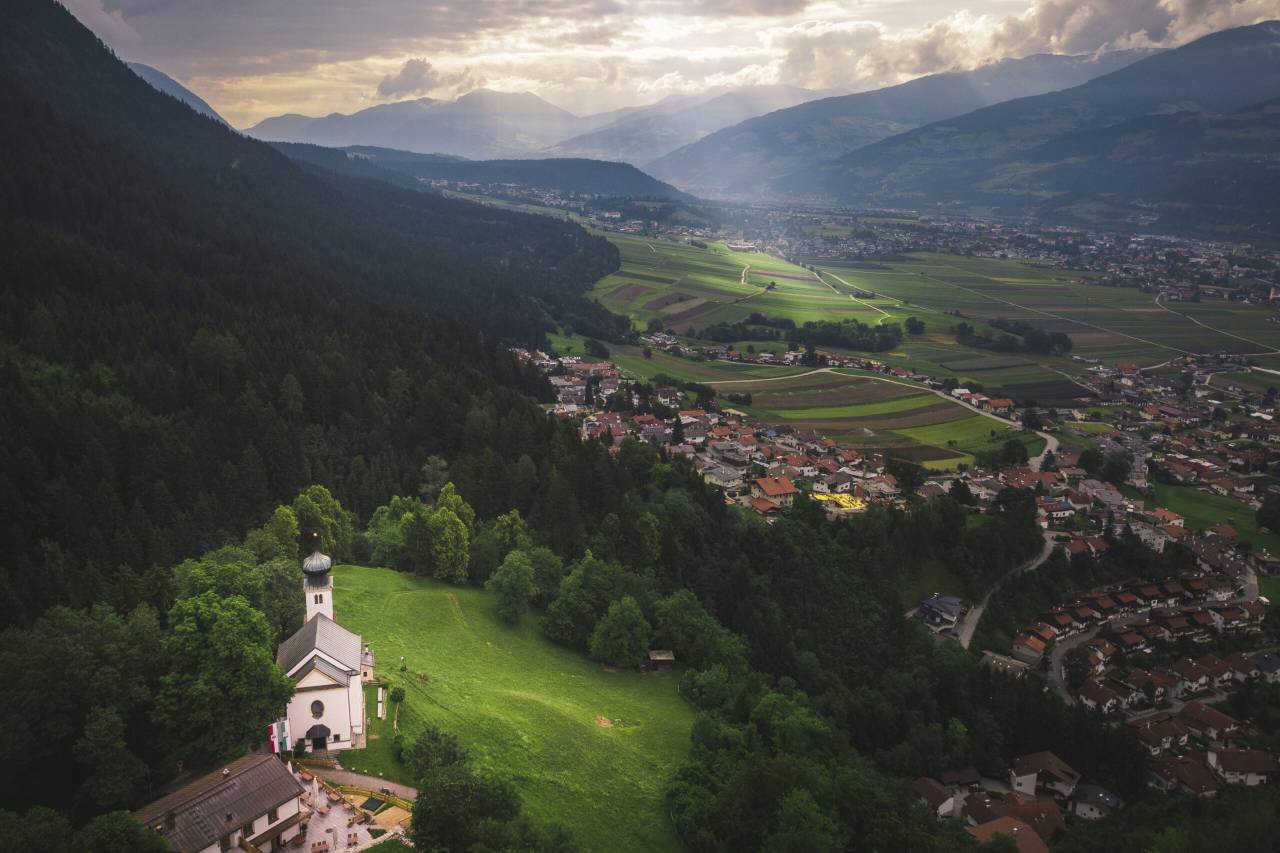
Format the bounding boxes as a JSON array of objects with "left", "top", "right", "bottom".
[{"left": 302, "top": 533, "right": 333, "bottom": 622}]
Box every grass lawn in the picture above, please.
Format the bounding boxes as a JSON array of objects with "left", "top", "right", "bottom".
[
  {"left": 896, "top": 557, "right": 966, "bottom": 609},
  {"left": 343, "top": 684, "right": 400, "bottom": 781},
  {"left": 1151, "top": 485, "right": 1280, "bottom": 556},
  {"left": 1259, "top": 575, "right": 1280, "bottom": 604},
  {"left": 333, "top": 566, "right": 693, "bottom": 853}
]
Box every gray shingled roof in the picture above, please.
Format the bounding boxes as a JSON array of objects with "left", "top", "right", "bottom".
[
  {"left": 276, "top": 614, "right": 360, "bottom": 674},
  {"left": 1073, "top": 784, "right": 1123, "bottom": 810},
  {"left": 133, "top": 754, "right": 302, "bottom": 853},
  {"left": 292, "top": 655, "right": 352, "bottom": 686}
]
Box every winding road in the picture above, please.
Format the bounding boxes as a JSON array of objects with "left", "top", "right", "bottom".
[{"left": 955, "top": 532, "right": 1058, "bottom": 649}]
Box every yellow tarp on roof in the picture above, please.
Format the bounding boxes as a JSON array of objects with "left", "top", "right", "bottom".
[{"left": 811, "top": 492, "right": 866, "bottom": 510}]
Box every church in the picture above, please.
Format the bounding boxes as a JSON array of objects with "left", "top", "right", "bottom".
[{"left": 273, "top": 549, "right": 372, "bottom": 753}]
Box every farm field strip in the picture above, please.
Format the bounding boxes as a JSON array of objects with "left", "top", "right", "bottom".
[{"left": 768, "top": 393, "right": 940, "bottom": 420}]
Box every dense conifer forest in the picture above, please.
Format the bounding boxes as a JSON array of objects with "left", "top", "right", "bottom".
[{"left": 2, "top": 3, "right": 1279, "bottom": 851}]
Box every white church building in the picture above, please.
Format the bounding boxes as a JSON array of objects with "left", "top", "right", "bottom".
[{"left": 273, "top": 550, "right": 372, "bottom": 753}]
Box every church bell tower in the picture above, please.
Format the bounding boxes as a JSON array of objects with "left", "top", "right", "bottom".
[{"left": 303, "top": 546, "right": 334, "bottom": 622}]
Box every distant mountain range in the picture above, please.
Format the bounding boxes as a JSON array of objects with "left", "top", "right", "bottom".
[
  {"left": 247, "top": 85, "right": 834, "bottom": 163},
  {"left": 646, "top": 50, "right": 1153, "bottom": 195},
  {"left": 272, "top": 143, "right": 695, "bottom": 201},
  {"left": 127, "top": 62, "right": 228, "bottom": 125},
  {"left": 544, "top": 86, "right": 834, "bottom": 165},
  {"left": 778, "top": 21, "right": 1280, "bottom": 236},
  {"left": 248, "top": 89, "right": 590, "bottom": 160}
]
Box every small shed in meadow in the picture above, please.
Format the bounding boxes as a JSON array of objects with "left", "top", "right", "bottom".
[{"left": 648, "top": 650, "right": 675, "bottom": 672}]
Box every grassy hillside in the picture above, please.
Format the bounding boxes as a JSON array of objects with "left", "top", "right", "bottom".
[{"left": 332, "top": 566, "right": 693, "bottom": 853}]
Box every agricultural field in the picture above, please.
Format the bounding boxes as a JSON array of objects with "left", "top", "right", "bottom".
[
  {"left": 813, "top": 253, "right": 1280, "bottom": 363},
  {"left": 609, "top": 344, "right": 811, "bottom": 384},
  {"left": 591, "top": 235, "right": 882, "bottom": 332},
  {"left": 707, "top": 369, "right": 1026, "bottom": 468},
  {"left": 333, "top": 566, "right": 692, "bottom": 853}
]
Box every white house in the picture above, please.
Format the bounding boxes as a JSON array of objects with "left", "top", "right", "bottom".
[
  {"left": 1010, "top": 751, "right": 1080, "bottom": 799},
  {"left": 1207, "top": 749, "right": 1278, "bottom": 786},
  {"left": 912, "top": 777, "right": 958, "bottom": 818},
  {"left": 133, "top": 753, "right": 304, "bottom": 852},
  {"left": 275, "top": 550, "right": 366, "bottom": 753},
  {"left": 1069, "top": 784, "right": 1124, "bottom": 820}
]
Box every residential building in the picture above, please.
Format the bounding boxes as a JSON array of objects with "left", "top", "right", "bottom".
[{"left": 132, "top": 754, "right": 304, "bottom": 853}]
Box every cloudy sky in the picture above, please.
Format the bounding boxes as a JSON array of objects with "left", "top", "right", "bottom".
[{"left": 68, "top": 0, "right": 1280, "bottom": 127}]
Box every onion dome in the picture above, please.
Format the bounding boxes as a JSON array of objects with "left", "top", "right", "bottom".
[{"left": 303, "top": 549, "right": 333, "bottom": 575}]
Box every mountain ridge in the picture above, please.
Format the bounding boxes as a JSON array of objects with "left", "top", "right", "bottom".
[
  {"left": 647, "top": 49, "right": 1155, "bottom": 195},
  {"left": 774, "top": 20, "right": 1280, "bottom": 236},
  {"left": 544, "top": 85, "right": 832, "bottom": 165},
  {"left": 127, "top": 61, "right": 228, "bottom": 125}
]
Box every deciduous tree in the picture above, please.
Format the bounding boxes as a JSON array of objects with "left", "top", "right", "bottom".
[
  {"left": 486, "top": 550, "right": 538, "bottom": 623},
  {"left": 589, "top": 595, "right": 651, "bottom": 668}
]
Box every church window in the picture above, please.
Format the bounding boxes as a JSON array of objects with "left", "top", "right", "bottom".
[{"left": 311, "top": 700, "right": 324, "bottom": 718}]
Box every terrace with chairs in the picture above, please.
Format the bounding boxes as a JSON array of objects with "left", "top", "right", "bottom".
[{"left": 292, "top": 769, "right": 385, "bottom": 850}]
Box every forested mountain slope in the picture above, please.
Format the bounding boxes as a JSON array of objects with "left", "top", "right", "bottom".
[
  {"left": 0, "top": 0, "right": 622, "bottom": 618},
  {"left": 127, "top": 62, "right": 228, "bottom": 125},
  {"left": 342, "top": 151, "right": 697, "bottom": 201},
  {"left": 647, "top": 50, "right": 1150, "bottom": 195},
  {"left": 780, "top": 21, "right": 1280, "bottom": 234}
]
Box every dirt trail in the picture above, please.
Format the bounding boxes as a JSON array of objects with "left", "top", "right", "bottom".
[
  {"left": 1154, "top": 294, "right": 1280, "bottom": 355},
  {"left": 820, "top": 270, "right": 893, "bottom": 319}
]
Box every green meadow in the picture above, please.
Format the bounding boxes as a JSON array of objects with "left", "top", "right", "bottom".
[
  {"left": 333, "top": 566, "right": 693, "bottom": 853},
  {"left": 1150, "top": 486, "right": 1280, "bottom": 556}
]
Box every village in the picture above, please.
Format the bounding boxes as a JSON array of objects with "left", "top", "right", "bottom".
[{"left": 512, "top": 330, "right": 1280, "bottom": 841}]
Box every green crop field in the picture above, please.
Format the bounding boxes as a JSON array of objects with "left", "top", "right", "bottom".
[
  {"left": 333, "top": 566, "right": 693, "bottom": 853},
  {"left": 812, "top": 253, "right": 1280, "bottom": 362},
  {"left": 1150, "top": 485, "right": 1280, "bottom": 556},
  {"left": 592, "top": 235, "right": 879, "bottom": 332},
  {"left": 893, "top": 414, "right": 1016, "bottom": 453}
]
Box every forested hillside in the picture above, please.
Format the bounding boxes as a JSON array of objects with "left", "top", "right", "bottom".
[
  {"left": 293, "top": 147, "right": 698, "bottom": 201},
  {"left": 0, "top": 0, "right": 624, "bottom": 620}
]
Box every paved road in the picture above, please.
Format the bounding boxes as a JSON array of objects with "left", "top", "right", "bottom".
[
  {"left": 1046, "top": 568, "right": 1260, "bottom": 705},
  {"left": 956, "top": 532, "right": 1058, "bottom": 648},
  {"left": 310, "top": 767, "right": 418, "bottom": 800}
]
